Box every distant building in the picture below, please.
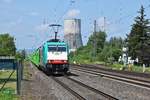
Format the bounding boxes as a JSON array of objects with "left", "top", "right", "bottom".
[{"left": 64, "top": 19, "right": 83, "bottom": 52}]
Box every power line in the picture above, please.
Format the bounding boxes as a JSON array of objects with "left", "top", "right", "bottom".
[
  {"left": 56, "top": 0, "right": 76, "bottom": 24},
  {"left": 107, "top": 2, "right": 150, "bottom": 26},
  {"left": 111, "top": 4, "right": 150, "bottom": 36},
  {"left": 106, "top": 3, "right": 150, "bottom": 35}
]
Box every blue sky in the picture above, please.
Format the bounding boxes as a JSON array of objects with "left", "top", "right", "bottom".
[{"left": 0, "top": 0, "right": 150, "bottom": 49}]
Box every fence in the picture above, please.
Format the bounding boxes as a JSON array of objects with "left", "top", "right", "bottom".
[{"left": 0, "top": 56, "right": 23, "bottom": 97}]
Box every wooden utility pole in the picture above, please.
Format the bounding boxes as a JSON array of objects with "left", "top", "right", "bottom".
[
  {"left": 92, "top": 20, "right": 97, "bottom": 61},
  {"left": 104, "top": 17, "right": 106, "bottom": 32}
]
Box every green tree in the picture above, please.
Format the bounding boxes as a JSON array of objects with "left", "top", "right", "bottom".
[
  {"left": 69, "top": 31, "right": 107, "bottom": 63},
  {"left": 0, "top": 33, "right": 16, "bottom": 56},
  {"left": 69, "top": 45, "right": 92, "bottom": 63},
  {"left": 15, "top": 51, "right": 23, "bottom": 60},
  {"left": 127, "top": 6, "right": 150, "bottom": 64},
  {"left": 109, "top": 37, "right": 124, "bottom": 49},
  {"left": 88, "top": 31, "right": 107, "bottom": 54},
  {"left": 99, "top": 37, "right": 124, "bottom": 62},
  {"left": 15, "top": 49, "right": 26, "bottom": 60},
  {"left": 98, "top": 44, "right": 111, "bottom": 62},
  {"left": 109, "top": 37, "right": 124, "bottom": 61}
]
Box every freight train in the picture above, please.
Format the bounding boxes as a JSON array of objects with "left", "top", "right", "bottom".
[{"left": 29, "top": 39, "right": 70, "bottom": 74}]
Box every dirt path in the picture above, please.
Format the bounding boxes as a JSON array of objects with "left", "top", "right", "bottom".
[{"left": 20, "top": 62, "right": 58, "bottom": 100}]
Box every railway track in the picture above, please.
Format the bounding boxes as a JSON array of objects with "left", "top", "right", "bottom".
[
  {"left": 71, "top": 65, "right": 150, "bottom": 89},
  {"left": 78, "top": 64, "right": 150, "bottom": 79},
  {"left": 51, "top": 76, "right": 86, "bottom": 100},
  {"left": 51, "top": 76, "right": 118, "bottom": 100}
]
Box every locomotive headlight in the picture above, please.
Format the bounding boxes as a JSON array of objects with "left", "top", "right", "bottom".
[
  {"left": 63, "top": 60, "right": 67, "bottom": 63},
  {"left": 48, "top": 60, "right": 52, "bottom": 63}
]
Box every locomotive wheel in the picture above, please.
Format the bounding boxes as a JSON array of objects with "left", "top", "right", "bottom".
[{"left": 45, "top": 65, "right": 52, "bottom": 76}]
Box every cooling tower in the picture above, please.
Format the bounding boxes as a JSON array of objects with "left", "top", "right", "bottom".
[{"left": 64, "top": 19, "right": 83, "bottom": 52}]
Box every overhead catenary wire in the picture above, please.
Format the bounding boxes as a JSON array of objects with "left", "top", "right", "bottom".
[
  {"left": 39, "top": 1, "right": 150, "bottom": 47},
  {"left": 108, "top": 3, "right": 150, "bottom": 26},
  {"left": 56, "top": 0, "right": 76, "bottom": 24},
  {"left": 43, "top": 0, "right": 75, "bottom": 41},
  {"left": 35, "top": 0, "right": 75, "bottom": 48},
  {"left": 105, "top": 2, "right": 150, "bottom": 38}
]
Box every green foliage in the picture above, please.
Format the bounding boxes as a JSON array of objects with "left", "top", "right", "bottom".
[
  {"left": 15, "top": 51, "right": 23, "bottom": 60},
  {"left": 0, "top": 88, "right": 17, "bottom": 100},
  {"left": 111, "top": 63, "right": 150, "bottom": 73},
  {"left": 0, "top": 33, "right": 16, "bottom": 56},
  {"left": 0, "top": 71, "right": 17, "bottom": 100},
  {"left": 127, "top": 6, "right": 150, "bottom": 64},
  {"left": 109, "top": 37, "right": 124, "bottom": 49},
  {"left": 98, "top": 37, "right": 124, "bottom": 63},
  {"left": 111, "top": 48, "right": 122, "bottom": 61},
  {"left": 88, "top": 31, "right": 107, "bottom": 53},
  {"left": 15, "top": 49, "right": 26, "bottom": 60},
  {"left": 69, "top": 45, "right": 92, "bottom": 63},
  {"left": 69, "top": 30, "right": 124, "bottom": 64},
  {"left": 98, "top": 44, "right": 111, "bottom": 62}
]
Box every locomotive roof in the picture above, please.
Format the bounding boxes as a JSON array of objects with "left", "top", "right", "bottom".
[
  {"left": 46, "top": 41, "right": 67, "bottom": 45},
  {"left": 37, "top": 39, "right": 67, "bottom": 50},
  {"left": 47, "top": 39, "right": 60, "bottom": 42}
]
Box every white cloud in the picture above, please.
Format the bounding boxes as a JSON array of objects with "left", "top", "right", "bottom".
[
  {"left": 35, "top": 24, "right": 49, "bottom": 33},
  {"left": 66, "top": 9, "right": 80, "bottom": 18},
  {"left": 1, "top": 0, "right": 13, "bottom": 3},
  {"left": 29, "top": 12, "right": 39, "bottom": 16}
]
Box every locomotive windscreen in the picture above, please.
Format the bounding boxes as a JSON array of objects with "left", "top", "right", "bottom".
[{"left": 48, "top": 46, "right": 66, "bottom": 52}]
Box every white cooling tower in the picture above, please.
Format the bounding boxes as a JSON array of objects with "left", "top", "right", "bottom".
[{"left": 64, "top": 19, "right": 83, "bottom": 52}]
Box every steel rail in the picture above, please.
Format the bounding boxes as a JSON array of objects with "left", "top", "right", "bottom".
[
  {"left": 65, "top": 76, "right": 118, "bottom": 100},
  {"left": 78, "top": 64, "right": 150, "bottom": 81},
  {"left": 51, "top": 76, "right": 86, "bottom": 100},
  {"left": 72, "top": 66, "right": 150, "bottom": 89},
  {"left": 73, "top": 64, "right": 150, "bottom": 83}
]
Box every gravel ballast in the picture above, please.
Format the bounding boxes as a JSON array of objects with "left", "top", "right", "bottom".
[
  {"left": 20, "top": 62, "right": 150, "bottom": 100},
  {"left": 70, "top": 68, "right": 150, "bottom": 100},
  {"left": 21, "top": 63, "right": 77, "bottom": 100}
]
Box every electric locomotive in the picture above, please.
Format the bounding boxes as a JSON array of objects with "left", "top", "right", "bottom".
[
  {"left": 41, "top": 39, "right": 69, "bottom": 74},
  {"left": 29, "top": 24, "right": 70, "bottom": 74}
]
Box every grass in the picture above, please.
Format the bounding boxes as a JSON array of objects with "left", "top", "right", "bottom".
[
  {"left": 126, "top": 65, "right": 150, "bottom": 73},
  {"left": 107, "top": 63, "right": 150, "bottom": 73},
  {"left": 0, "top": 88, "right": 18, "bottom": 100},
  {"left": 71, "top": 60, "right": 150, "bottom": 73},
  {"left": 0, "top": 70, "right": 18, "bottom": 100},
  {"left": 0, "top": 70, "right": 16, "bottom": 90}
]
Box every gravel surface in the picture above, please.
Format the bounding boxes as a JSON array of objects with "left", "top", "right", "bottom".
[
  {"left": 20, "top": 63, "right": 77, "bottom": 100},
  {"left": 57, "top": 76, "right": 108, "bottom": 100},
  {"left": 20, "top": 62, "right": 150, "bottom": 100},
  {"left": 80, "top": 64, "right": 150, "bottom": 80},
  {"left": 70, "top": 68, "right": 150, "bottom": 100}
]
